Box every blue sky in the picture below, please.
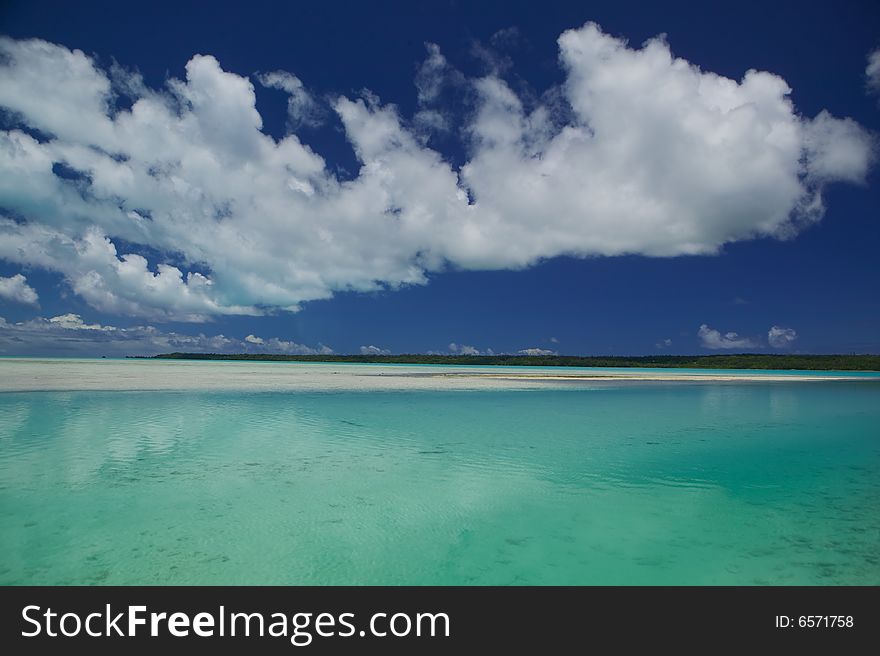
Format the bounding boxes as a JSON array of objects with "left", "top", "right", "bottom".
[{"left": 0, "top": 0, "right": 878, "bottom": 356}]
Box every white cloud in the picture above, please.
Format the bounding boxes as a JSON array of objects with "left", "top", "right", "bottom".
[
  {"left": 801, "top": 111, "right": 875, "bottom": 187},
  {"left": 246, "top": 334, "right": 331, "bottom": 355},
  {"left": 518, "top": 347, "right": 556, "bottom": 356},
  {"left": 359, "top": 344, "right": 390, "bottom": 355},
  {"left": 412, "top": 43, "right": 466, "bottom": 140},
  {"left": 413, "top": 109, "right": 450, "bottom": 137},
  {"left": 698, "top": 324, "right": 758, "bottom": 350},
  {"left": 415, "top": 43, "right": 450, "bottom": 104},
  {"left": 0, "top": 223, "right": 260, "bottom": 322},
  {"left": 867, "top": 49, "right": 880, "bottom": 96},
  {"left": 49, "top": 313, "right": 108, "bottom": 330},
  {"left": 0, "top": 26, "right": 873, "bottom": 322},
  {"left": 0, "top": 274, "right": 39, "bottom": 306},
  {"left": 656, "top": 338, "right": 672, "bottom": 349},
  {"left": 0, "top": 313, "right": 331, "bottom": 356},
  {"left": 768, "top": 325, "right": 797, "bottom": 349},
  {"left": 448, "top": 342, "right": 480, "bottom": 355},
  {"left": 257, "top": 70, "right": 323, "bottom": 130},
  {"left": 549, "top": 336, "right": 559, "bottom": 343}
]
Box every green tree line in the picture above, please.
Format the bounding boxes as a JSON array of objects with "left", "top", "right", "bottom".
[{"left": 143, "top": 353, "right": 880, "bottom": 371}]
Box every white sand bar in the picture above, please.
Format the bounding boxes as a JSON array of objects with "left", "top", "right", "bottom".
[{"left": 0, "top": 358, "right": 873, "bottom": 393}]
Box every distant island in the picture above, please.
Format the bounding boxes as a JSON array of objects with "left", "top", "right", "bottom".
[{"left": 141, "top": 353, "right": 880, "bottom": 371}]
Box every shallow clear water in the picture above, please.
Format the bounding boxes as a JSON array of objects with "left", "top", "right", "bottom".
[{"left": 1, "top": 373, "right": 878, "bottom": 585}]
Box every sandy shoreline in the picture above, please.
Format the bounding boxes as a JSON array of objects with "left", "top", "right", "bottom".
[
  {"left": 0, "top": 358, "right": 875, "bottom": 392},
  {"left": 428, "top": 372, "right": 860, "bottom": 382}
]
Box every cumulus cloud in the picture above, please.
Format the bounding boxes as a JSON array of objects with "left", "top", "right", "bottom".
[
  {"left": 359, "top": 344, "right": 390, "bottom": 355},
  {"left": 656, "top": 338, "right": 672, "bottom": 349},
  {"left": 49, "top": 313, "right": 107, "bottom": 330},
  {"left": 867, "top": 49, "right": 880, "bottom": 96},
  {"left": 0, "top": 274, "right": 39, "bottom": 306},
  {"left": 801, "top": 111, "right": 874, "bottom": 187},
  {"left": 0, "top": 313, "right": 332, "bottom": 356},
  {"left": 0, "top": 25, "right": 873, "bottom": 322},
  {"left": 768, "top": 325, "right": 797, "bottom": 349},
  {"left": 698, "top": 324, "right": 758, "bottom": 350},
  {"left": 0, "top": 223, "right": 257, "bottom": 321},
  {"left": 518, "top": 347, "right": 556, "bottom": 356}
]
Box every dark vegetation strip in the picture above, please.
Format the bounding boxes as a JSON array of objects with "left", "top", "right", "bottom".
[{"left": 140, "top": 353, "right": 880, "bottom": 371}]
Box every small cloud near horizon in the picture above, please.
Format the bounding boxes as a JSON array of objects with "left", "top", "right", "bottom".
[
  {"left": 359, "top": 344, "right": 391, "bottom": 355},
  {"left": 518, "top": 347, "right": 557, "bottom": 356},
  {"left": 0, "top": 313, "right": 331, "bottom": 356},
  {"left": 698, "top": 324, "right": 759, "bottom": 350},
  {"left": 448, "top": 342, "right": 495, "bottom": 355}
]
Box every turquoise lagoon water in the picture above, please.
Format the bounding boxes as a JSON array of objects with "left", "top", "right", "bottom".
[{"left": 1, "top": 367, "right": 878, "bottom": 585}]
